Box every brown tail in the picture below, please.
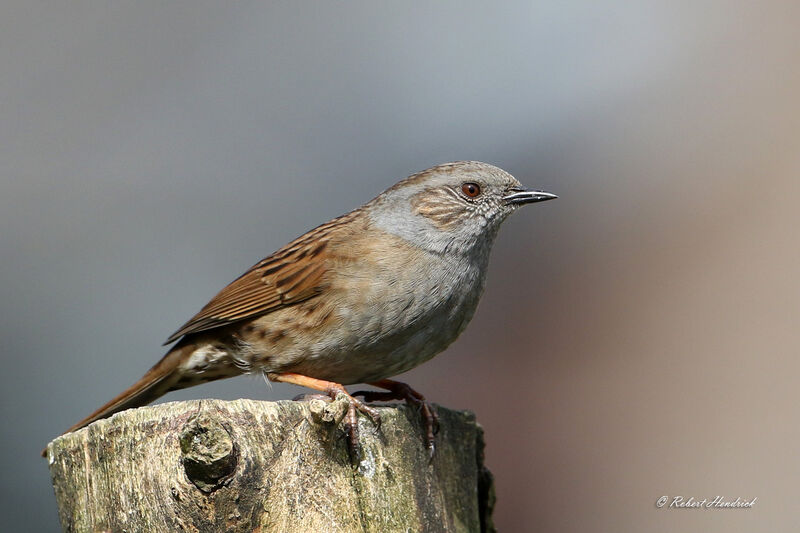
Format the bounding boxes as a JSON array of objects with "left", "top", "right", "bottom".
[{"left": 41, "top": 342, "right": 195, "bottom": 457}]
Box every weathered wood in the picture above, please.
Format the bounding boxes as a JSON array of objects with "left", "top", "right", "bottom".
[{"left": 47, "top": 398, "right": 495, "bottom": 532}]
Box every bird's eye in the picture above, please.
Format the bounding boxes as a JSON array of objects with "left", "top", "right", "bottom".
[{"left": 461, "top": 182, "right": 481, "bottom": 198}]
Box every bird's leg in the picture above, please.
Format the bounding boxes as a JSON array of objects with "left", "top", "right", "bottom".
[
  {"left": 267, "top": 372, "right": 381, "bottom": 457},
  {"left": 354, "top": 379, "right": 439, "bottom": 458}
]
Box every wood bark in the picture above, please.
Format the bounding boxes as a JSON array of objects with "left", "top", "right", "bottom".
[{"left": 46, "top": 398, "right": 495, "bottom": 532}]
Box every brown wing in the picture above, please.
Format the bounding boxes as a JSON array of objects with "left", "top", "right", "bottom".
[{"left": 164, "top": 212, "right": 355, "bottom": 344}]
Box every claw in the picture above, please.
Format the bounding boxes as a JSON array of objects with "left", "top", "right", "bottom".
[
  {"left": 267, "top": 373, "right": 382, "bottom": 461},
  {"left": 419, "top": 401, "right": 438, "bottom": 455},
  {"left": 324, "top": 387, "right": 382, "bottom": 460},
  {"left": 358, "top": 380, "right": 439, "bottom": 459},
  {"left": 342, "top": 400, "right": 361, "bottom": 459}
]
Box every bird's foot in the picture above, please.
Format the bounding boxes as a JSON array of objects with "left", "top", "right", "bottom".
[
  {"left": 323, "top": 383, "right": 381, "bottom": 459},
  {"left": 269, "top": 372, "right": 380, "bottom": 459},
  {"left": 354, "top": 379, "right": 439, "bottom": 459}
]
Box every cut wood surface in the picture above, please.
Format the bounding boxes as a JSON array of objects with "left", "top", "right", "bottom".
[{"left": 47, "top": 398, "right": 495, "bottom": 532}]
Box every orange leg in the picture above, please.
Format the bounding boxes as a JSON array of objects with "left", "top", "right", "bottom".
[
  {"left": 268, "top": 372, "right": 381, "bottom": 455},
  {"left": 355, "top": 379, "right": 439, "bottom": 458}
]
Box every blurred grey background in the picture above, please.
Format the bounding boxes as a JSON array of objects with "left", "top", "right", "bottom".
[{"left": 2, "top": 2, "right": 799, "bottom": 531}]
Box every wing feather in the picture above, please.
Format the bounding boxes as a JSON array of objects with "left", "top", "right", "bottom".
[{"left": 163, "top": 214, "right": 351, "bottom": 344}]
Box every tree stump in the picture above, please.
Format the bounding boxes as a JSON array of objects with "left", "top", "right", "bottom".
[{"left": 46, "top": 398, "right": 495, "bottom": 532}]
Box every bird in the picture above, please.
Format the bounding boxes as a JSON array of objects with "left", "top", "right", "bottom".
[{"left": 45, "top": 161, "right": 556, "bottom": 457}]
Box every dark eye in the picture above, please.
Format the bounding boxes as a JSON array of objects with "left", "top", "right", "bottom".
[{"left": 461, "top": 182, "right": 481, "bottom": 198}]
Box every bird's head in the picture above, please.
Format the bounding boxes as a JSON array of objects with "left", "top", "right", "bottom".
[{"left": 368, "top": 161, "right": 557, "bottom": 255}]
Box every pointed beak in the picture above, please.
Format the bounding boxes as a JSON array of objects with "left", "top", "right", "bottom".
[{"left": 503, "top": 188, "right": 558, "bottom": 206}]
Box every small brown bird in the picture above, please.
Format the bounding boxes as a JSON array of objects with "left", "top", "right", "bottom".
[{"left": 46, "top": 161, "right": 555, "bottom": 456}]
